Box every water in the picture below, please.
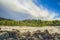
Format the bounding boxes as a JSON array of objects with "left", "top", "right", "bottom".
[{"left": 0, "top": 26, "right": 60, "bottom": 33}]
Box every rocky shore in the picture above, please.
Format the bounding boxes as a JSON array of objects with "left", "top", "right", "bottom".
[{"left": 0, "top": 28, "right": 60, "bottom": 40}]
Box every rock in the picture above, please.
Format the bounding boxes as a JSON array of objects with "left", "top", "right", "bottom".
[{"left": 0, "top": 32, "right": 9, "bottom": 39}]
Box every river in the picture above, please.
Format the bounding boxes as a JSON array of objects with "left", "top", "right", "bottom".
[{"left": 0, "top": 26, "right": 60, "bottom": 33}]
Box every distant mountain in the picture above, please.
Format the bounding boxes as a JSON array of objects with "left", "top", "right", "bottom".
[{"left": 0, "top": 17, "right": 13, "bottom": 21}]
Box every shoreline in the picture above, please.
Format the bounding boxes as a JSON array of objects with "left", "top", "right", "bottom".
[{"left": 0, "top": 26, "right": 60, "bottom": 33}]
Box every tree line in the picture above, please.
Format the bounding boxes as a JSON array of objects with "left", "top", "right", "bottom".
[{"left": 0, "top": 19, "right": 60, "bottom": 26}]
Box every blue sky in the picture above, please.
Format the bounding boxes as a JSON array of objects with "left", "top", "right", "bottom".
[
  {"left": 34, "top": 0, "right": 60, "bottom": 18},
  {"left": 0, "top": 0, "right": 60, "bottom": 20}
]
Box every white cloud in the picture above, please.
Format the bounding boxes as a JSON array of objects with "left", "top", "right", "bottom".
[
  {"left": 0, "top": 0, "right": 58, "bottom": 20},
  {"left": 55, "top": 18, "right": 60, "bottom": 20}
]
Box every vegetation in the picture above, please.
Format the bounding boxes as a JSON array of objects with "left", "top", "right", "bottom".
[{"left": 0, "top": 17, "right": 60, "bottom": 26}]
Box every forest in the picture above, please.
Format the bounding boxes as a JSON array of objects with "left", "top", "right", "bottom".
[{"left": 0, "top": 17, "right": 60, "bottom": 26}]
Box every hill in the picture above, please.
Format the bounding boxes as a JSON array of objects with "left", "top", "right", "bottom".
[
  {"left": 0, "top": 17, "right": 13, "bottom": 21},
  {"left": 0, "top": 17, "right": 60, "bottom": 26}
]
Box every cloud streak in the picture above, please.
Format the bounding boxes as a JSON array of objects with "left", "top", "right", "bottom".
[{"left": 0, "top": 0, "right": 57, "bottom": 20}]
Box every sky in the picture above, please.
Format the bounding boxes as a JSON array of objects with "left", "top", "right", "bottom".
[{"left": 0, "top": 0, "right": 60, "bottom": 20}]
